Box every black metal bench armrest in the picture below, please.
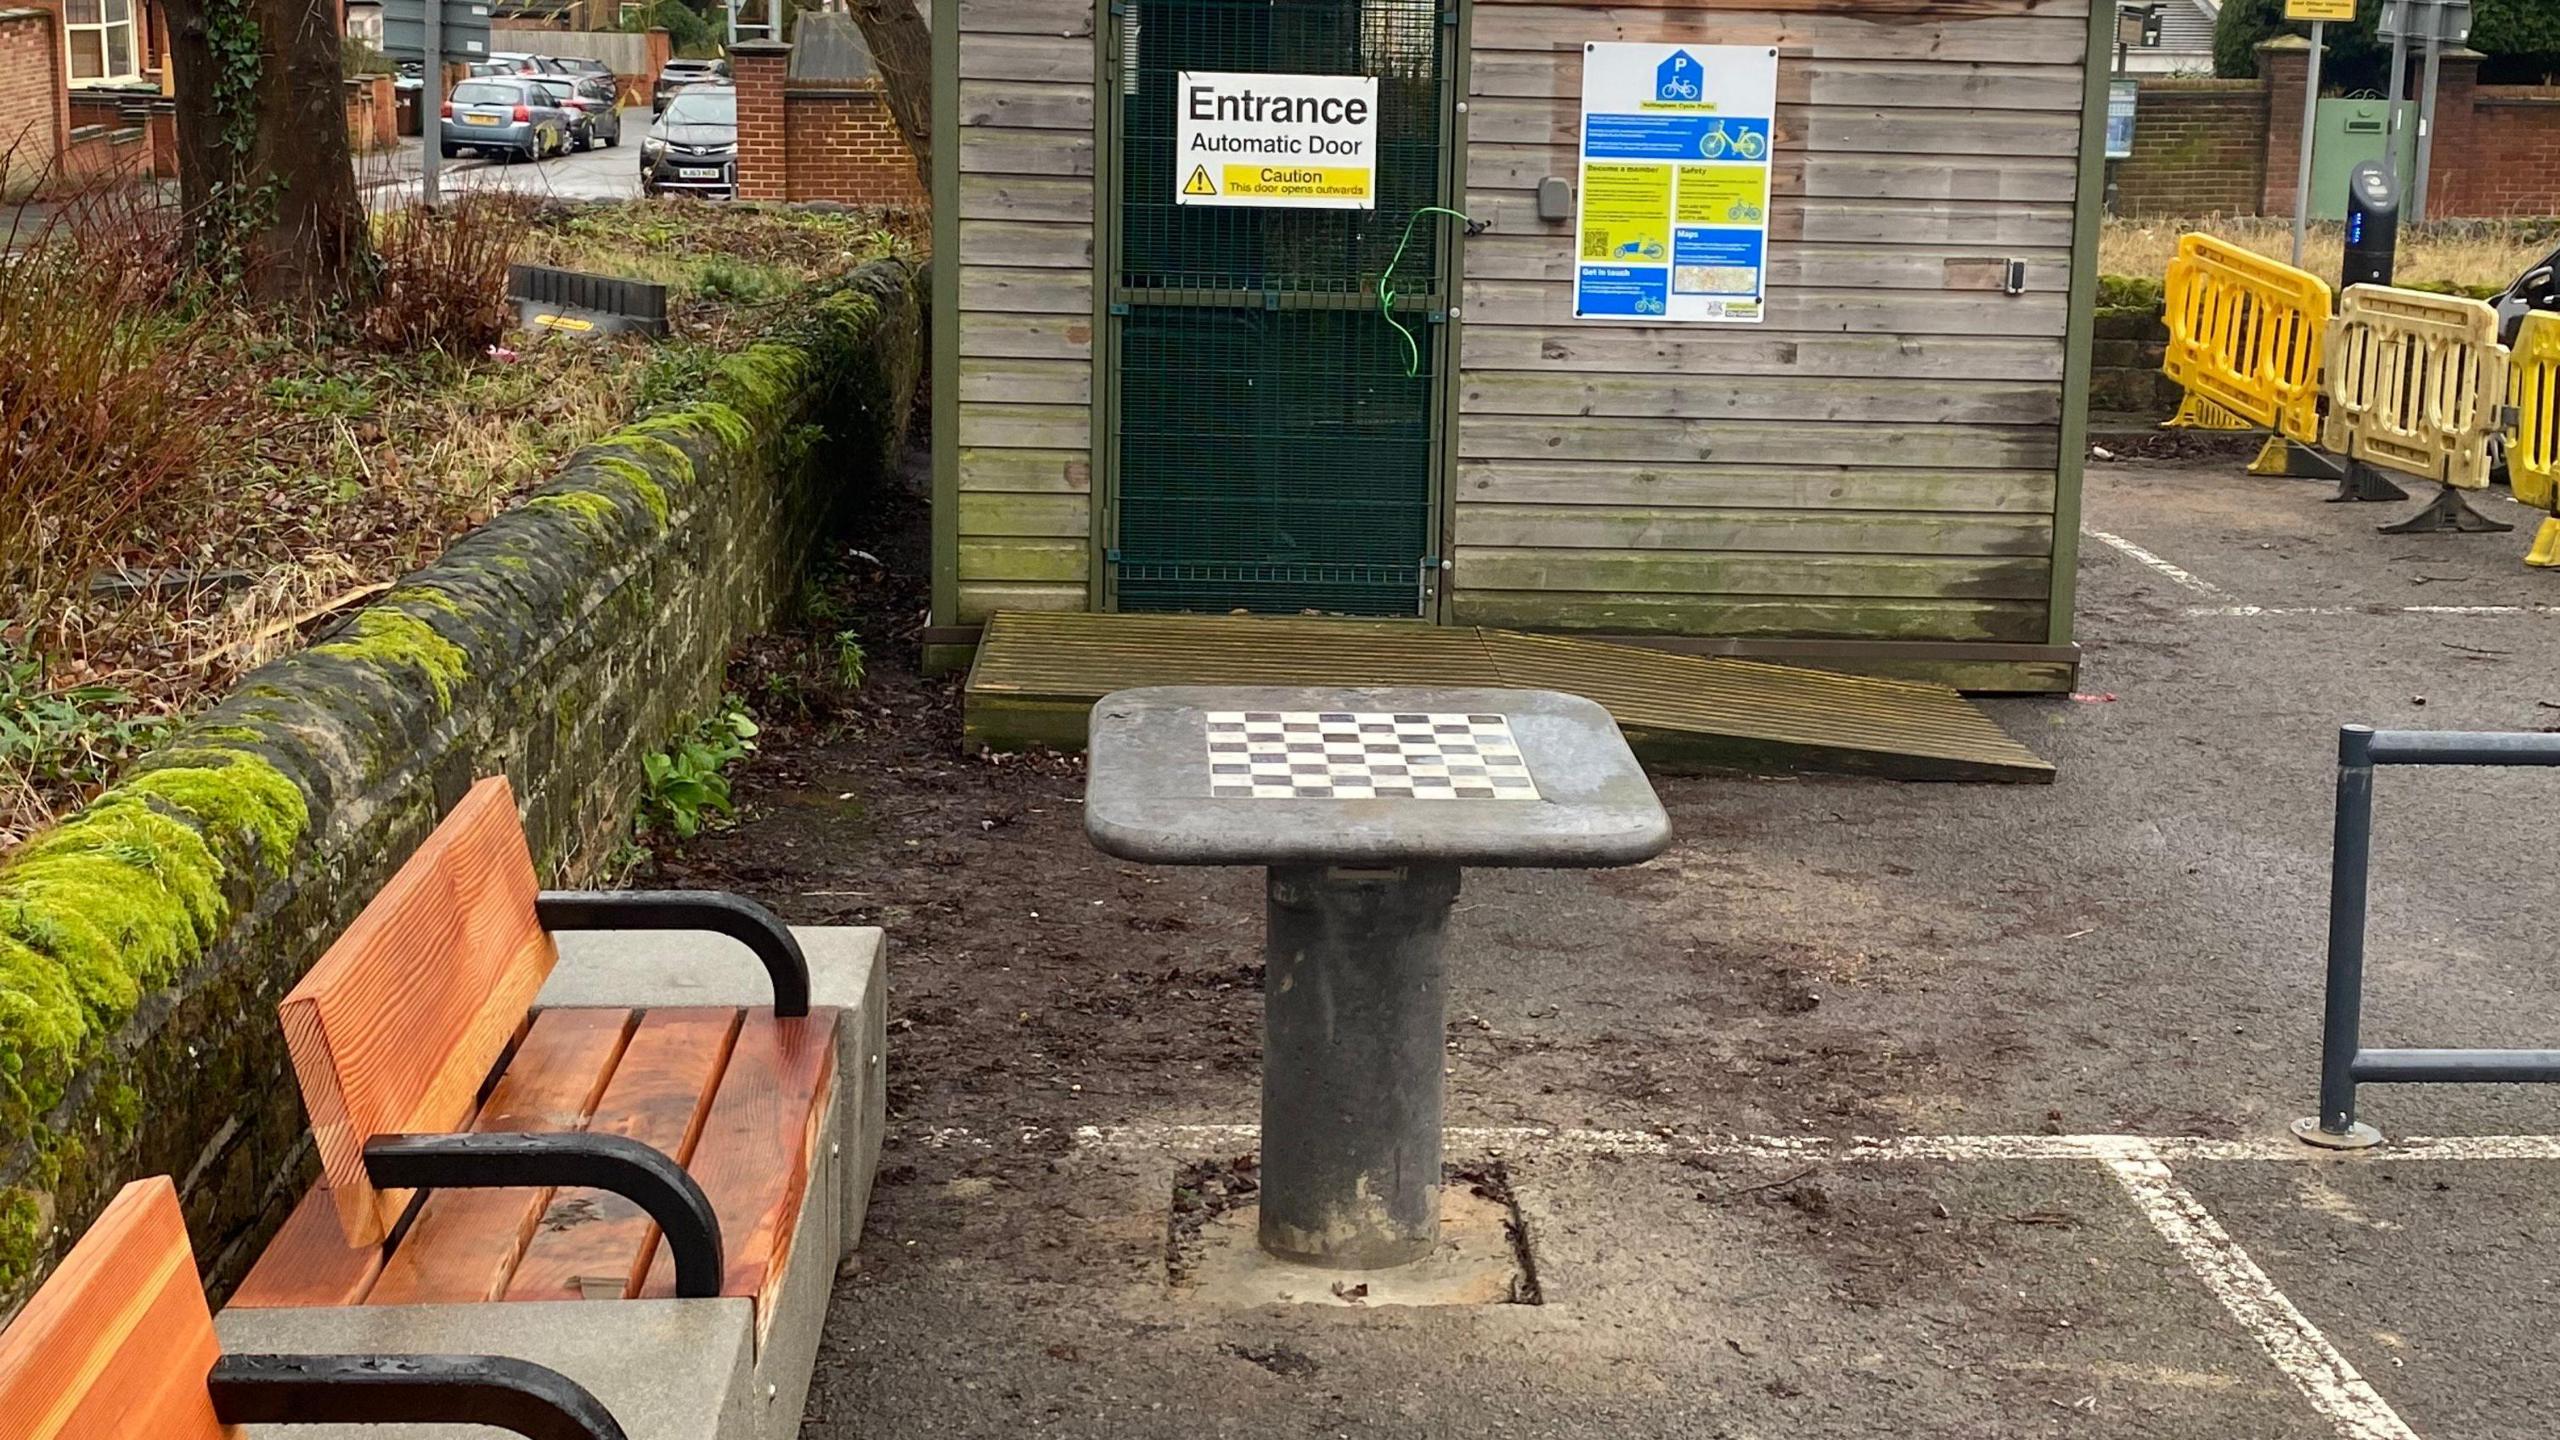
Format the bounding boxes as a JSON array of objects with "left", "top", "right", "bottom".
[
  {"left": 209, "top": 1353, "right": 628, "bottom": 1440},
  {"left": 362, "top": 1133, "right": 724, "bottom": 1299},
  {"left": 536, "top": 890, "right": 811, "bottom": 1017}
]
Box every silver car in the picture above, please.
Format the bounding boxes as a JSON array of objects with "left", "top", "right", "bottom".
[
  {"left": 530, "top": 74, "right": 622, "bottom": 151},
  {"left": 440, "top": 77, "right": 572, "bottom": 163}
]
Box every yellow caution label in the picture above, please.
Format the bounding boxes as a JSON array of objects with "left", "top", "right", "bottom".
[
  {"left": 532, "top": 313, "right": 597, "bottom": 333},
  {"left": 1219, "top": 164, "right": 1371, "bottom": 203},
  {"left": 1183, "top": 165, "right": 1218, "bottom": 197}
]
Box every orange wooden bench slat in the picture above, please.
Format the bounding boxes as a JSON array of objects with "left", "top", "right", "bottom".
[
  {"left": 506, "top": 1008, "right": 742, "bottom": 1304},
  {"left": 224, "top": 1183, "right": 385, "bottom": 1310},
  {"left": 280, "top": 776, "right": 561, "bottom": 1246},
  {"left": 363, "top": 1007, "right": 637, "bottom": 1307},
  {"left": 639, "top": 1010, "right": 837, "bottom": 1318},
  {"left": 0, "top": 1178, "right": 233, "bottom": 1440}
]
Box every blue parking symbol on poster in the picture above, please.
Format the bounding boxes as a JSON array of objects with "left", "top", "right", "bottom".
[{"left": 1576, "top": 266, "right": 1669, "bottom": 317}]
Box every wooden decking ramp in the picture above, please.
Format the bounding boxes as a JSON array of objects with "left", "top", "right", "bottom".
[{"left": 963, "top": 612, "right": 2054, "bottom": 784}]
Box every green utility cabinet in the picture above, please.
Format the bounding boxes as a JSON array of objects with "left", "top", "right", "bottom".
[{"left": 2311, "top": 99, "right": 2420, "bottom": 220}]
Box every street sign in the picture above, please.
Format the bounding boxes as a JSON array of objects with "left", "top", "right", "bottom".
[
  {"left": 2378, "top": 0, "right": 2471, "bottom": 44},
  {"left": 381, "top": 0, "right": 492, "bottom": 62},
  {"left": 2285, "top": 0, "right": 2356, "bottom": 20}
]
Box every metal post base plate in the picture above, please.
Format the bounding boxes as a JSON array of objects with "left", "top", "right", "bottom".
[
  {"left": 2377, "top": 484, "right": 2515, "bottom": 534},
  {"left": 2291, "top": 1116, "right": 2386, "bottom": 1150}
]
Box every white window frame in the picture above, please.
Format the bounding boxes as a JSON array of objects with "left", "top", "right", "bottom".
[{"left": 63, "top": 0, "right": 140, "bottom": 87}]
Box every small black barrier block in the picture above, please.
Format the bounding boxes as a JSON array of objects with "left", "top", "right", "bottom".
[{"left": 507, "top": 264, "right": 670, "bottom": 340}]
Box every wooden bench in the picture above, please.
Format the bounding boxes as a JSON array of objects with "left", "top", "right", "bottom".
[
  {"left": 1, "top": 1176, "right": 635, "bottom": 1439},
  {"left": 219, "top": 776, "right": 886, "bottom": 1440}
]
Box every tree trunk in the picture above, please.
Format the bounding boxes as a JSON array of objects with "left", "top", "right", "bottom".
[
  {"left": 161, "top": 0, "right": 369, "bottom": 308},
  {"left": 847, "top": 0, "right": 931, "bottom": 202}
]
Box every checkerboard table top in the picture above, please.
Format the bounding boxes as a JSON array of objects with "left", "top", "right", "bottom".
[
  {"left": 1207, "top": 710, "right": 1542, "bottom": 802},
  {"left": 1085, "top": 686, "right": 1671, "bottom": 869}
]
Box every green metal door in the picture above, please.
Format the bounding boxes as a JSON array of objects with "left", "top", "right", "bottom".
[{"left": 1104, "top": 0, "right": 1457, "bottom": 617}]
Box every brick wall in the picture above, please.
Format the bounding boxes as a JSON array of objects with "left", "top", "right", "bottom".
[
  {"left": 783, "top": 89, "right": 923, "bottom": 207},
  {"left": 0, "top": 5, "right": 67, "bottom": 200},
  {"left": 732, "top": 35, "right": 923, "bottom": 208},
  {"left": 2259, "top": 44, "right": 2560, "bottom": 221},
  {"left": 2114, "top": 78, "right": 2269, "bottom": 219},
  {"left": 732, "top": 38, "right": 788, "bottom": 201},
  {"left": 61, "top": 90, "right": 150, "bottom": 183}
]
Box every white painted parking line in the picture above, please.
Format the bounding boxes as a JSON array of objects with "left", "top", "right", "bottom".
[
  {"left": 2087, "top": 529, "right": 2231, "bottom": 598},
  {"left": 2108, "top": 1146, "right": 2418, "bottom": 1440},
  {"left": 905, "top": 1122, "right": 2557, "bottom": 1439},
  {"left": 918, "top": 1122, "right": 2560, "bottom": 1166},
  {"left": 2185, "top": 604, "right": 2553, "bottom": 618}
]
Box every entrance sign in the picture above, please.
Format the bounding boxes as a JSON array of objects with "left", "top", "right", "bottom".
[
  {"left": 1174, "top": 70, "right": 1380, "bottom": 209},
  {"left": 1573, "top": 42, "right": 1780, "bottom": 324}
]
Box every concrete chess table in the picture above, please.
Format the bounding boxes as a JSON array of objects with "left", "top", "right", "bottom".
[{"left": 1086, "top": 686, "right": 1671, "bottom": 1269}]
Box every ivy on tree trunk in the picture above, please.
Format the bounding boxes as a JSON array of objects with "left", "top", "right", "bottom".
[{"left": 161, "top": 0, "right": 371, "bottom": 308}]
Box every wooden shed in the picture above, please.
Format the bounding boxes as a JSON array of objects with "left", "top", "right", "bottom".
[{"left": 926, "top": 0, "right": 2106, "bottom": 696}]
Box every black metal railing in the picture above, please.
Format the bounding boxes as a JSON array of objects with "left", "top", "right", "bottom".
[{"left": 2300, "top": 724, "right": 2560, "bottom": 1148}]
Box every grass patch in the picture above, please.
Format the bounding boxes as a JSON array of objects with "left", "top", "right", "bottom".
[
  {"left": 2102, "top": 215, "right": 2560, "bottom": 292},
  {"left": 0, "top": 196, "right": 896, "bottom": 855}
]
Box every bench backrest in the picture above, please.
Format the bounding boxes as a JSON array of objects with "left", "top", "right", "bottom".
[
  {"left": 281, "top": 776, "right": 560, "bottom": 1246},
  {"left": 0, "top": 1177, "right": 233, "bottom": 1439}
]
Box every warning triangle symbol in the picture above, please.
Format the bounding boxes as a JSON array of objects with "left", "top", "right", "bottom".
[{"left": 1183, "top": 164, "right": 1218, "bottom": 197}]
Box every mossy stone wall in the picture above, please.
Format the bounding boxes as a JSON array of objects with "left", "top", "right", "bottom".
[{"left": 0, "top": 257, "right": 925, "bottom": 1306}]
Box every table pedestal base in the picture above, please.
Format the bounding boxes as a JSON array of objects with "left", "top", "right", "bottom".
[{"left": 1258, "top": 863, "right": 1460, "bottom": 1269}]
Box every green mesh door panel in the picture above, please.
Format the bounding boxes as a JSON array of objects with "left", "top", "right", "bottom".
[{"left": 1111, "top": 0, "right": 1450, "bottom": 617}]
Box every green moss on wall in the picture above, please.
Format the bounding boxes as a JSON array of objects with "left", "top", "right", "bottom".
[
  {"left": 0, "top": 747, "right": 308, "bottom": 1134},
  {"left": 311, "top": 609, "right": 469, "bottom": 712},
  {"left": 0, "top": 1190, "right": 40, "bottom": 1290},
  {"left": 525, "top": 491, "right": 625, "bottom": 539}
]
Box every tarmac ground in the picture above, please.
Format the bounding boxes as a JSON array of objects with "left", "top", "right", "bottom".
[{"left": 683, "top": 456, "right": 2560, "bottom": 1439}]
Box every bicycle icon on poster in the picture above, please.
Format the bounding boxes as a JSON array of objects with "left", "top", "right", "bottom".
[{"left": 1699, "top": 121, "right": 1767, "bottom": 162}]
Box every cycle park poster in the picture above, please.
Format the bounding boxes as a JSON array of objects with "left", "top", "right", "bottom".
[{"left": 1573, "top": 43, "right": 1779, "bottom": 324}]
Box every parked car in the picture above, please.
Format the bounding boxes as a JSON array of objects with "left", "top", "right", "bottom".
[
  {"left": 488, "top": 51, "right": 575, "bottom": 77},
  {"left": 639, "top": 85, "right": 736, "bottom": 198},
  {"left": 2495, "top": 244, "right": 2560, "bottom": 349},
  {"left": 530, "top": 74, "right": 621, "bottom": 150},
  {"left": 547, "top": 55, "right": 616, "bottom": 82},
  {"left": 440, "top": 77, "right": 572, "bottom": 163},
  {"left": 651, "top": 57, "right": 730, "bottom": 115}
]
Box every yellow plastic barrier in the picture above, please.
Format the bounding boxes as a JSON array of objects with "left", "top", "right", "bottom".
[
  {"left": 2322, "top": 285, "right": 2510, "bottom": 492},
  {"left": 2512, "top": 312, "right": 2560, "bottom": 564},
  {"left": 2513, "top": 311, "right": 2560, "bottom": 510},
  {"left": 2162, "top": 234, "right": 2334, "bottom": 445}
]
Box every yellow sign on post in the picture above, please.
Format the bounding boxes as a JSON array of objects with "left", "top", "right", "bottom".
[{"left": 2285, "top": 0, "right": 2356, "bottom": 20}]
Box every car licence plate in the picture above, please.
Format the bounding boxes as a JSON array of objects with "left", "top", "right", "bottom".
[
  {"left": 678, "top": 166, "right": 720, "bottom": 179},
  {"left": 464, "top": 114, "right": 501, "bottom": 126}
]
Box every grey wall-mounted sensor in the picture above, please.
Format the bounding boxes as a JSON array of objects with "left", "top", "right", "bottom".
[{"left": 1536, "top": 176, "right": 1573, "bottom": 222}]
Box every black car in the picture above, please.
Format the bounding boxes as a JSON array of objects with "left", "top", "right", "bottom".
[
  {"left": 652, "top": 57, "right": 730, "bottom": 115},
  {"left": 640, "top": 85, "right": 736, "bottom": 198}
]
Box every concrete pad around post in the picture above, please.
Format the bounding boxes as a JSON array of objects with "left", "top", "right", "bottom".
[{"left": 215, "top": 1298, "right": 759, "bottom": 1440}]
